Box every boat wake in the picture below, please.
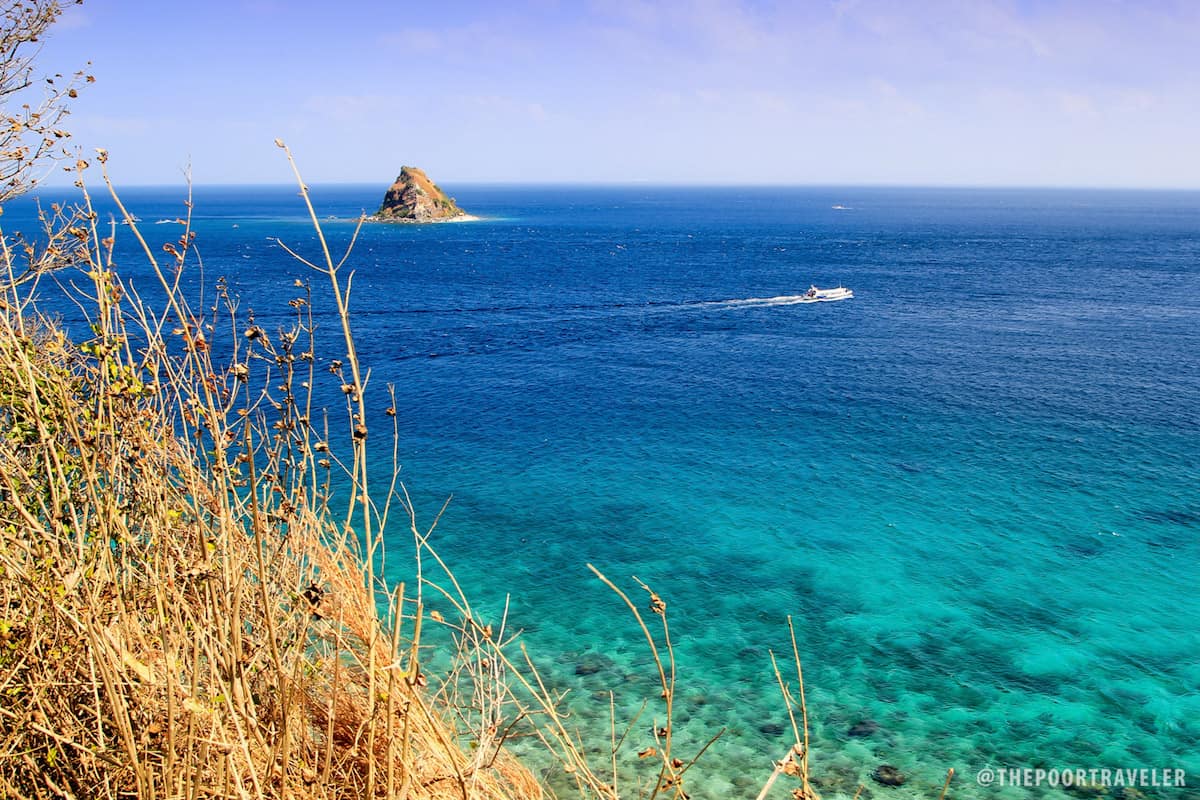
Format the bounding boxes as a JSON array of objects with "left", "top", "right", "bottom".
[
  {"left": 353, "top": 288, "right": 852, "bottom": 325},
  {"left": 710, "top": 295, "right": 818, "bottom": 308}
]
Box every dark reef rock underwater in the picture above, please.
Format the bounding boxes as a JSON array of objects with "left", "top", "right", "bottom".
[
  {"left": 374, "top": 166, "right": 468, "bottom": 222},
  {"left": 847, "top": 719, "right": 881, "bottom": 737},
  {"left": 872, "top": 765, "right": 906, "bottom": 786}
]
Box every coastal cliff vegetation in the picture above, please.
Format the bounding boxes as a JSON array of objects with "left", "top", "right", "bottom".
[
  {"left": 0, "top": 122, "right": 545, "bottom": 800},
  {"left": 0, "top": 5, "right": 547, "bottom": 798}
]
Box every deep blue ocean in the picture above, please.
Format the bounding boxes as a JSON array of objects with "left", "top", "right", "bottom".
[{"left": 5, "top": 183, "right": 1199, "bottom": 798}]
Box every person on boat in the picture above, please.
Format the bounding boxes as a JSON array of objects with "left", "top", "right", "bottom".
[{"left": 806, "top": 285, "right": 818, "bottom": 298}]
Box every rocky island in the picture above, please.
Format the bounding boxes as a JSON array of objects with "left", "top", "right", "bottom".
[{"left": 373, "top": 166, "right": 472, "bottom": 222}]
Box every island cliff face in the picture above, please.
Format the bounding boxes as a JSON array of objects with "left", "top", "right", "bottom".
[{"left": 374, "top": 166, "right": 467, "bottom": 222}]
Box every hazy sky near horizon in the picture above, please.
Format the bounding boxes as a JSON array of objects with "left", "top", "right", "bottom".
[{"left": 33, "top": 0, "right": 1200, "bottom": 188}]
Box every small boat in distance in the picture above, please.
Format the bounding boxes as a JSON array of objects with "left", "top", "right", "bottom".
[{"left": 800, "top": 285, "right": 853, "bottom": 302}]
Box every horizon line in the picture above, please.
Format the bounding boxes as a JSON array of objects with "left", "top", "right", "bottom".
[{"left": 26, "top": 179, "right": 1200, "bottom": 193}]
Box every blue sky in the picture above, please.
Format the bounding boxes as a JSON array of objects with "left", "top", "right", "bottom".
[{"left": 35, "top": 0, "right": 1200, "bottom": 187}]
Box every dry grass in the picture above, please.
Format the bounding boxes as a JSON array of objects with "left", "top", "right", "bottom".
[{"left": 0, "top": 154, "right": 554, "bottom": 799}]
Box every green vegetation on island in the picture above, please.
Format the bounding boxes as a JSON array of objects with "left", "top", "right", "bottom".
[{"left": 374, "top": 166, "right": 469, "bottom": 222}]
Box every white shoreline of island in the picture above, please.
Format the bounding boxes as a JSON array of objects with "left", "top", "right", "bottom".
[{"left": 366, "top": 213, "right": 482, "bottom": 224}]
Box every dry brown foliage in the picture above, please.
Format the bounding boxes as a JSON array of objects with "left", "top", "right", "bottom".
[
  {"left": 0, "top": 0, "right": 90, "bottom": 205},
  {"left": 0, "top": 162, "right": 552, "bottom": 798}
]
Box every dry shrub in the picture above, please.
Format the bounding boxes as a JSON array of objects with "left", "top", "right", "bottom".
[{"left": 0, "top": 162, "right": 551, "bottom": 799}]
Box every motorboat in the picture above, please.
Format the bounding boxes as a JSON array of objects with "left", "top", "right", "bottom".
[{"left": 800, "top": 285, "right": 853, "bottom": 302}]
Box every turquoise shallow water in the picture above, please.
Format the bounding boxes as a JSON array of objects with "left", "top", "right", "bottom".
[{"left": 7, "top": 184, "right": 1199, "bottom": 798}]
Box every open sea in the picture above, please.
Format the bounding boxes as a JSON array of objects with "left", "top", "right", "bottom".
[{"left": 5, "top": 183, "right": 1199, "bottom": 798}]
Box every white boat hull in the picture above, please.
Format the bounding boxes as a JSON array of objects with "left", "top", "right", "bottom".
[{"left": 799, "top": 286, "right": 853, "bottom": 303}]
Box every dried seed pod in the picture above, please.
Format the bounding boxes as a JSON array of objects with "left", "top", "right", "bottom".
[
  {"left": 648, "top": 592, "right": 666, "bottom": 615},
  {"left": 302, "top": 583, "right": 325, "bottom": 608}
]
